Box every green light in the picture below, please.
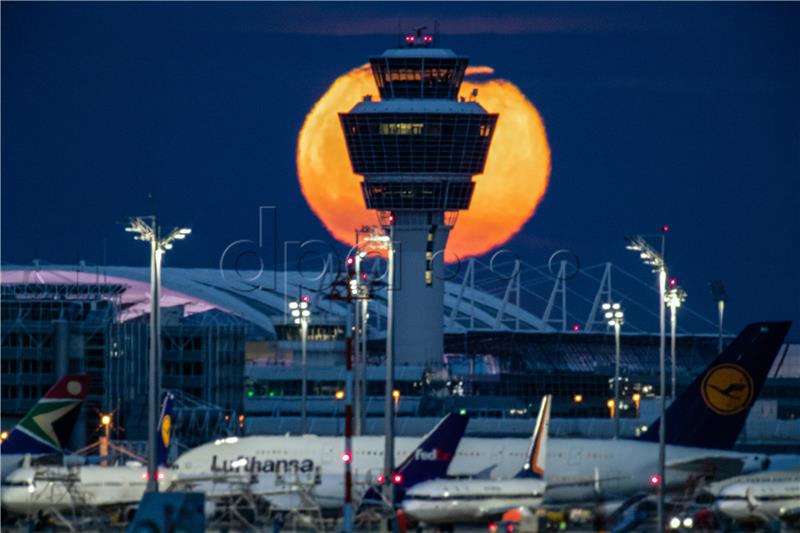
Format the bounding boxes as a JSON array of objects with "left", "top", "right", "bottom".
[
  {"left": 247, "top": 389, "right": 254, "bottom": 398},
  {"left": 269, "top": 391, "right": 275, "bottom": 397},
  {"left": 459, "top": 409, "right": 467, "bottom": 416}
]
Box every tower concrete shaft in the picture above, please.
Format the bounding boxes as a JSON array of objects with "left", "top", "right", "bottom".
[{"left": 340, "top": 34, "right": 497, "bottom": 366}]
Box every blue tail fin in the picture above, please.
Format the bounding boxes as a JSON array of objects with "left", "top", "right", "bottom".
[
  {"left": 639, "top": 321, "right": 790, "bottom": 449},
  {"left": 156, "top": 392, "right": 175, "bottom": 467},
  {"left": 394, "top": 411, "right": 469, "bottom": 488},
  {"left": 362, "top": 411, "right": 469, "bottom": 504},
  {"left": 515, "top": 394, "right": 552, "bottom": 479}
]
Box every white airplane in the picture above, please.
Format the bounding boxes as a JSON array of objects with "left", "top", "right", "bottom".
[
  {"left": 172, "top": 412, "right": 469, "bottom": 511},
  {"left": 1, "top": 394, "right": 174, "bottom": 516},
  {"left": 401, "top": 395, "right": 552, "bottom": 524},
  {"left": 711, "top": 469, "right": 800, "bottom": 525},
  {"left": 173, "top": 322, "right": 790, "bottom": 505},
  {"left": 1, "top": 461, "right": 154, "bottom": 515},
  {"left": 1, "top": 375, "right": 91, "bottom": 480}
]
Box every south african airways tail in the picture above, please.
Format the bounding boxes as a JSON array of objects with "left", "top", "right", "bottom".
[{"left": 1, "top": 375, "right": 91, "bottom": 478}]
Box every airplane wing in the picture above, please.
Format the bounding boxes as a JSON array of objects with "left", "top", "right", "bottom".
[{"left": 666, "top": 456, "right": 745, "bottom": 479}]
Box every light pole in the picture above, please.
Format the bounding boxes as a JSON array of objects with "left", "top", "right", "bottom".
[
  {"left": 625, "top": 234, "right": 667, "bottom": 532},
  {"left": 352, "top": 248, "right": 369, "bottom": 436},
  {"left": 383, "top": 229, "right": 396, "bottom": 531},
  {"left": 289, "top": 296, "right": 312, "bottom": 434},
  {"left": 667, "top": 282, "right": 687, "bottom": 400},
  {"left": 603, "top": 302, "right": 624, "bottom": 439},
  {"left": 125, "top": 217, "right": 190, "bottom": 492},
  {"left": 709, "top": 281, "right": 726, "bottom": 354}
]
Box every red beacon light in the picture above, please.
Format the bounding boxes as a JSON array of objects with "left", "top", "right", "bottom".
[
  {"left": 376, "top": 474, "right": 386, "bottom": 483},
  {"left": 341, "top": 452, "right": 352, "bottom": 463},
  {"left": 302, "top": 295, "right": 310, "bottom": 303},
  {"left": 649, "top": 474, "right": 662, "bottom": 486},
  {"left": 669, "top": 278, "right": 677, "bottom": 287},
  {"left": 423, "top": 36, "right": 433, "bottom": 42},
  {"left": 405, "top": 35, "right": 414, "bottom": 42},
  {"left": 662, "top": 225, "right": 670, "bottom": 233},
  {"left": 346, "top": 257, "right": 354, "bottom": 266},
  {"left": 572, "top": 324, "right": 581, "bottom": 332},
  {"left": 392, "top": 473, "right": 403, "bottom": 485}
]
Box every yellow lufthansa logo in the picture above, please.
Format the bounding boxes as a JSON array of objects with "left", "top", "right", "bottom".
[
  {"left": 701, "top": 364, "right": 754, "bottom": 415},
  {"left": 161, "top": 415, "right": 172, "bottom": 446}
]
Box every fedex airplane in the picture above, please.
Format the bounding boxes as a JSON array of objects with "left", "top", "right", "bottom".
[
  {"left": 173, "top": 321, "right": 790, "bottom": 506},
  {"left": 402, "top": 395, "right": 552, "bottom": 524},
  {"left": 1, "top": 374, "right": 91, "bottom": 479},
  {"left": 1, "top": 393, "right": 175, "bottom": 515}
]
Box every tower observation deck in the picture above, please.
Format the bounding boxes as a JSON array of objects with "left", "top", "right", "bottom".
[{"left": 340, "top": 32, "right": 498, "bottom": 366}]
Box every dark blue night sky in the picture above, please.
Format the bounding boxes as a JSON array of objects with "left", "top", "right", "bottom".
[{"left": 3, "top": 3, "right": 798, "bottom": 338}]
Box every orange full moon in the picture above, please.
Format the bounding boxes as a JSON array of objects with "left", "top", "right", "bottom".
[{"left": 296, "top": 65, "right": 551, "bottom": 260}]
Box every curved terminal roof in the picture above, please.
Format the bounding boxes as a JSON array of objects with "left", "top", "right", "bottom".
[{"left": 2, "top": 265, "right": 554, "bottom": 339}]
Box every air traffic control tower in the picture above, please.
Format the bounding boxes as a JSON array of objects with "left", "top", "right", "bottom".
[{"left": 340, "top": 31, "right": 498, "bottom": 366}]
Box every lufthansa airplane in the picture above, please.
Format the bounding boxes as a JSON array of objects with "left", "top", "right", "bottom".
[
  {"left": 402, "top": 395, "right": 552, "bottom": 524},
  {"left": 173, "top": 322, "right": 790, "bottom": 505},
  {"left": 1, "top": 374, "right": 91, "bottom": 479},
  {"left": 172, "top": 411, "right": 469, "bottom": 511}
]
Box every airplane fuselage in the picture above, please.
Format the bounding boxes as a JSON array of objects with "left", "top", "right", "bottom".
[
  {"left": 403, "top": 478, "right": 546, "bottom": 523},
  {"left": 1, "top": 465, "right": 152, "bottom": 514},
  {"left": 713, "top": 471, "right": 800, "bottom": 523},
  {"left": 173, "top": 435, "right": 766, "bottom": 505}
]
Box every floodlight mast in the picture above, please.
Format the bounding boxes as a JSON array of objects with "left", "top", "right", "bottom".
[
  {"left": 603, "top": 302, "right": 624, "bottom": 439},
  {"left": 125, "top": 216, "right": 190, "bottom": 492},
  {"left": 667, "top": 285, "right": 687, "bottom": 399},
  {"left": 624, "top": 234, "right": 667, "bottom": 532}
]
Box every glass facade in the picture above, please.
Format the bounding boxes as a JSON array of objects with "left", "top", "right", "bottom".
[
  {"left": 362, "top": 180, "right": 475, "bottom": 210},
  {"left": 369, "top": 57, "right": 468, "bottom": 100},
  {"left": 340, "top": 112, "right": 497, "bottom": 175}
]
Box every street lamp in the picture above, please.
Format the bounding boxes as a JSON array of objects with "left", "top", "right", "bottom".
[
  {"left": 603, "top": 302, "right": 624, "bottom": 438},
  {"left": 125, "top": 216, "right": 190, "bottom": 492},
  {"left": 709, "top": 281, "right": 726, "bottom": 354},
  {"left": 667, "top": 282, "right": 687, "bottom": 400},
  {"left": 289, "top": 295, "right": 312, "bottom": 434},
  {"left": 625, "top": 234, "right": 667, "bottom": 531}
]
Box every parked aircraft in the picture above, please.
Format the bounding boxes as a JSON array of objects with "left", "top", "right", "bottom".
[
  {"left": 402, "top": 395, "right": 552, "bottom": 524},
  {"left": 1, "top": 375, "right": 91, "bottom": 479},
  {"left": 174, "top": 322, "right": 791, "bottom": 505},
  {"left": 1, "top": 393, "right": 174, "bottom": 515}
]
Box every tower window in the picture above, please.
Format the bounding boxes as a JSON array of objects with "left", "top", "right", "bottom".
[{"left": 380, "top": 123, "right": 424, "bottom": 135}]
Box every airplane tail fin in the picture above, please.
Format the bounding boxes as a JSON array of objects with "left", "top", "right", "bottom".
[
  {"left": 514, "top": 395, "right": 552, "bottom": 479},
  {"left": 1, "top": 375, "right": 91, "bottom": 455},
  {"left": 156, "top": 392, "right": 175, "bottom": 467},
  {"left": 639, "top": 321, "right": 790, "bottom": 449},
  {"left": 362, "top": 411, "right": 469, "bottom": 504},
  {"left": 394, "top": 411, "right": 469, "bottom": 489}
]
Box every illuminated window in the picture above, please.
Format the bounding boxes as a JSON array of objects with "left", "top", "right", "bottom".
[{"left": 380, "top": 123, "right": 424, "bottom": 135}]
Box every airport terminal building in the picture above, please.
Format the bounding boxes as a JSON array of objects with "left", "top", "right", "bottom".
[{"left": 1, "top": 264, "right": 798, "bottom": 453}]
